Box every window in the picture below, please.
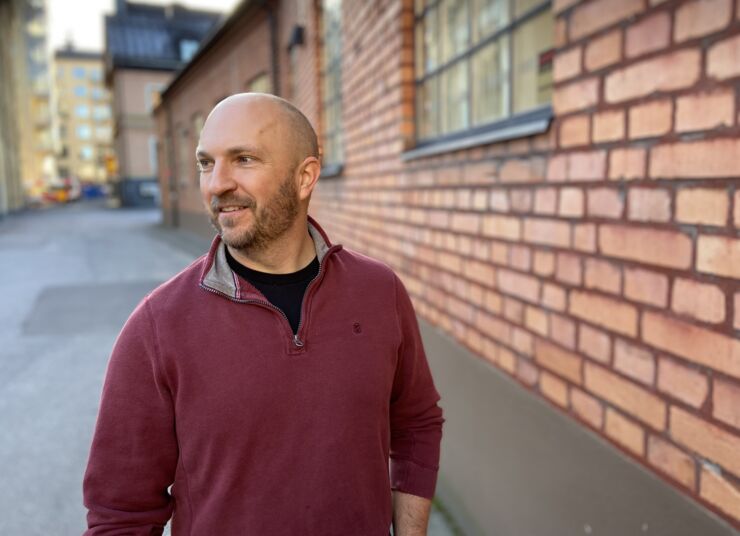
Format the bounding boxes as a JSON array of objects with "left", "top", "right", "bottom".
[
  {"left": 247, "top": 73, "right": 271, "bottom": 94},
  {"left": 80, "top": 145, "right": 93, "bottom": 160},
  {"left": 179, "top": 39, "right": 199, "bottom": 62},
  {"left": 75, "top": 105, "right": 89, "bottom": 118},
  {"left": 414, "top": 0, "right": 553, "bottom": 142},
  {"left": 93, "top": 105, "right": 111, "bottom": 121},
  {"left": 77, "top": 125, "right": 91, "bottom": 140},
  {"left": 73, "top": 67, "right": 85, "bottom": 79},
  {"left": 74, "top": 85, "right": 87, "bottom": 98},
  {"left": 89, "top": 68, "right": 102, "bottom": 82},
  {"left": 149, "top": 135, "right": 159, "bottom": 175},
  {"left": 95, "top": 126, "right": 112, "bottom": 140},
  {"left": 320, "top": 0, "right": 344, "bottom": 168},
  {"left": 145, "top": 83, "right": 165, "bottom": 112},
  {"left": 91, "top": 87, "right": 106, "bottom": 100}
]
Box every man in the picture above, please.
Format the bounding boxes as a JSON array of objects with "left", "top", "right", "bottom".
[{"left": 83, "top": 93, "right": 444, "bottom": 535}]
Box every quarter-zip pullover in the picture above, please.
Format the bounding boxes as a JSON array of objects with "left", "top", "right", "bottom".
[{"left": 83, "top": 215, "right": 444, "bottom": 535}]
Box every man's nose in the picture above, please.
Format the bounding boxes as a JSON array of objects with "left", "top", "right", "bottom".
[{"left": 207, "top": 160, "right": 236, "bottom": 196}]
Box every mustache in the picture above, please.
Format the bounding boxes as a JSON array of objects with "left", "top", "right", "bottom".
[{"left": 210, "top": 195, "right": 256, "bottom": 212}]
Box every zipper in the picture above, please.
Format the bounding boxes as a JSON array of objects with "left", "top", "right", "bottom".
[{"left": 199, "top": 244, "right": 339, "bottom": 349}]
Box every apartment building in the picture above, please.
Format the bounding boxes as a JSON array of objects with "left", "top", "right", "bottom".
[
  {"left": 54, "top": 47, "right": 114, "bottom": 186},
  {"left": 155, "top": 1, "right": 740, "bottom": 533},
  {"left": 104, "top": 0, "right": 222, "bottom": 206}
]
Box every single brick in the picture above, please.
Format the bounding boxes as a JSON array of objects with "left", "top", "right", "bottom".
[
  {"left": 558, "top": 187, "right": 584, "bottom": 217},
  {"left": 643, "top": 311, "right": 740, "bottom": 379},
  {"left": 624, "top": 267, "right": 669, "bottom": 307},
  {"left": 573, "top": 223, "right": 597, "bottom": 252},
  {"left": 571, "top": 388, "right": 604, "bottom": 428},
  {"left": 510, "top": 189, "right": 533, "bottom": 213},
  {"left": 626, "top": 12, "right": 670, "bottom": 58},
  {"left": 554, "top": 46, "right": 582, "bottom": 83},
  {"left": 671, "top": 277, "right": 726, "bottom": 324},
  {"left": 675, "top": 188, "right": 729, "bottom": 226},
  {"left": 533, "top": 187, "right": 557, "bottom": 214},
  {"left": 676, "top": 89, "right": 735, "bottom": 132},
  {"left": 699, "top": 467, "right": 740, "bottom": 521},
  {"left": 569, "top": 150, "right": 607, "bottom": 181},
  {"left": 592, "top": 109, "right": 625, "bottom": 142},
  {"left": 500, "top": 158, "right": 546, "bottom": 182},
  {"left": 670, "top": 406, "right": 740, "bottom": 476},
  {"left": 650, "top": 139, "right": 740, "bottom": 179},
  {"left": 609, "top": 147, "right": 645, "bottom": 180},
  {"left": 584, "top": 258, "right": 621, "bottom": 294},
  {"left": 553, "top": 77, "right": 600, "bottom": 114},
  {"left": 523, "top": 218, "right": 571, "bottom": 247},
  {"left": 509, "top": 244, "right": 532, "bottom": 271},
  {"left": 578, "top": 323, "right": 611, "bottom": 363},
  {"left": 533, "top": 250, "right": 555, "bottom": 276},
  {"left": 498, "top": 347, "right": 517, "bottom": 374},
  {"left": 559, "top": 114, "right": 590, "bottom": 148},
  {"left": 587, "top": 187, "right": 623, "bottom": 218},
  {"left": 697, "top": 234, "right": 740, "bottom": 278},
  {"left": 450, "top": 212, "right": 481, "bottom": 233},
  {"left": 605, "top": 408, "right": 645, "bottom": 455},
  {"left": 516, "top": 357, "right": 539, "bottom": 386},
  {"left": 674, "top": 0, "right": 732, "bottom": 43},
  {"left": 534, "top": 338, "right": 583, "bottom": 384},
  {"left": 585, "top": 362, "right": 667, "bottom": 430},
  {"left": 497, "top": 268, "right": 540, "bottom": 303},
  {"left": 570, "top": 290, "right": 638, "bottom": 336},
  {"left": 599, "top": 224, "right": 692, "bottom": 269},
  {"left": 525, "top": 305, "right": 549, "bottom": 336},
  {"left": 570, "top": 0, "right": 644, "bottom": 41},
  {"left": 629, "top": 99, "right": 673, "bottom": 139},
  {"left": 713, "top": 378, "right": 740, "bottom": 430},
  {"left": 490, "top": 190, "right": 510, "bottom": 212},
  {"left": 628, "top": 187, "right": 671, "bottom": 222},
  {"left": 482, "top": 215, "right": 521, "bottom": 240},
  {"left": 542, "top": 283, "right": 567, "bottom": 311},
  {"left": 540, "top": 371, "right": 569, "bottom": 408},
  {"left": 550, "top": 314, "right": 577, "bottom": 350},
  {"left": 614, "top": 338, "right": 655, "bottom": 385},
  {"left": 585, "top": 29, "right": 622, "bottom": 71},
  {"left": 605, "top": 49, "right": 701, "bottom": 103},
  {"left": 708, "top": 34, "right": 740, "bottom": 80},
  {"left": 647, "top": 435, "right": 696, "bottom": 489},
  {"left": 556, "top": 252, "right": 582, "bottom": 285}
]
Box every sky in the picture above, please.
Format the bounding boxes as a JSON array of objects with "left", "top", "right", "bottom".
[{"left": 46, "top": 0, "right": 241, "bottom": 53}]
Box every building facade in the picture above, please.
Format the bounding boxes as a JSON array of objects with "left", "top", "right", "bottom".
[
  {"left": 104, "top": 0, "right": 222, "bottom": 206},
  {"left": 53, "top": 48, "right": 114, "bottom": 187},
  {"left": 156, "top": 0, "right": 740, "bottom": 533}
]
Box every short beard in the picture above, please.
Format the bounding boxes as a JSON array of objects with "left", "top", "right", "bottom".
[{"left": 208, "top": 174, "right": 300, "bottom": 252}]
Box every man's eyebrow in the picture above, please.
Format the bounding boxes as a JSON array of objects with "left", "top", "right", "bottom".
[{"left": 195, "top": 146, "right": 263, "bottom": 159}]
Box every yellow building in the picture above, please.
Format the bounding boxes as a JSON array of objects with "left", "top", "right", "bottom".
[{"left": 54, "top": 47, "right": 114, "bottom": 185}]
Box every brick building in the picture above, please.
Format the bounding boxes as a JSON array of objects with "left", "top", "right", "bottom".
[{"left": 156, "top": 0, "right": 740, "bottom": 533}]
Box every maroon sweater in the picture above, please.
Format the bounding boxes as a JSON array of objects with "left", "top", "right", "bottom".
[{"left": 83, "top": 216, "right": 444, "bottom": 535}]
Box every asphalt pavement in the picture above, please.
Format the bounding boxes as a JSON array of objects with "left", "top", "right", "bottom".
[{"left": 0, "top": 201, "right": 457, "bottom": 536}]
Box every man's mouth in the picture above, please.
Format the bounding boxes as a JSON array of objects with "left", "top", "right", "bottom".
[{"left": 218, "top": 206, "right": 249, "bottom": 213}]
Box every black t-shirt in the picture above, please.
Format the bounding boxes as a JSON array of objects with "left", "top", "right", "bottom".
[{"left": 225, "top": 247, "right": 319, "bottom": 335}]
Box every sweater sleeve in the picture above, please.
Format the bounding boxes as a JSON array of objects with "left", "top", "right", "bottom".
[
  {"left": 83, "top": 298, "right": 178, "bottom": 535},
  {"left": 389, "top": 273, "right": 445, "bottom": 500}
]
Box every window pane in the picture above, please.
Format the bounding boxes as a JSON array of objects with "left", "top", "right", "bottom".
[
  {"left": 321, "top": 0, "right": 344, "bottom": 165},
  {"left": 440, "top": 60, "right": 468, "bottom": 134},
  {"left": 415, "top": 22, "right": 425, "bottom": 78},
  {"left": 423, "top": 5, "right": 439, "bottom": 73},
  {"left": 514, "top": 0, "right": 544, "bottom": 17},
  {"left": 75, "top": 105, "right": 89, "bottom": 118},
  {"left": 512, "top": 10, "right": 552, "bottom": 113},
  {"left": 472, "top": 37, "right": 510, "bottom": 125},
  {"left": 440, "top": 0, "right": 469, "bottom": 64},
  {"left": 74, "top": 85, "right": 87, "bottom": 98},
  {"left": 473, "top": 0, "right": 509, "bottom": 43},
  {"left": 417, "top": 75, "right": 439, "bottom": 139}
]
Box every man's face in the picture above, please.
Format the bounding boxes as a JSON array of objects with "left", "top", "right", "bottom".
[{"left": 196, "top": 100, "right": 300, "bottom": 252}]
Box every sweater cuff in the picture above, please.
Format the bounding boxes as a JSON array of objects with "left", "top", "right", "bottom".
[{"left": 390, "top": 457, "right": 439, "bottom": 499}]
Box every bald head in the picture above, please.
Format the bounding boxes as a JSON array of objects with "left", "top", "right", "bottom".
[{"left": 205, "top": 93, "right": 319, "bottom": 169}]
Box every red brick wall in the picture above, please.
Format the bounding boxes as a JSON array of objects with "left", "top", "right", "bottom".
[{"left": 310, "top": 0, "right": 740, "bottom": 526}]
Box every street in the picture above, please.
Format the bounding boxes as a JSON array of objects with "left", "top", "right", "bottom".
[{"left": 0, "top": 201, "right": 455, "bottom": 535}]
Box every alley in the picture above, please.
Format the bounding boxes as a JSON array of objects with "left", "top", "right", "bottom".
[{"left": 0, "top": 201, "right": 455, "bottom": 535}]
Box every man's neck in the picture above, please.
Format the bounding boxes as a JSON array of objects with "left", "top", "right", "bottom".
[{"left": 226, "top": 220, "right": 316, "bottom": 274}]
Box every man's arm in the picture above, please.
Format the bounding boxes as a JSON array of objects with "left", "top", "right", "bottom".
[
  {"left": 388, "top": 273, "right": 444, "bottom": 534},
  {"left": 392, "top": 490, "right": 432, "bottom": 536},
  {"left": 83, "top": 298, "right": 178, "bottom": 535}
]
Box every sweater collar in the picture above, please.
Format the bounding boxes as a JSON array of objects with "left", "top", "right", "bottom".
[{"left": 199, "top": 214, "right": 341, "bottom": 300}]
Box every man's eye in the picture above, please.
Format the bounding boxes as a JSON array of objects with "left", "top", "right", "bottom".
[
  {"left": 197, "top": 160, "right": 212, "bottom": 171},
  {"left": 237, "top": 155, "right": 253, "bottom": 165}
]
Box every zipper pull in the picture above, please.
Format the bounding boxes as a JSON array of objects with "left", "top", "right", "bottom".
[{"left": 293, "top": 333, "right": 304, "bottom": 348}]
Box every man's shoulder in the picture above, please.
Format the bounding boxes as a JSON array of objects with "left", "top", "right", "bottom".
[{"left": 335, "top": 246, "right": 400, "bottom": 284}]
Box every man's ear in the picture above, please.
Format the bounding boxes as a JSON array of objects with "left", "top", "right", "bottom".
[{"left": 297, "top": 156, "right": 321, "bottom": 202}]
